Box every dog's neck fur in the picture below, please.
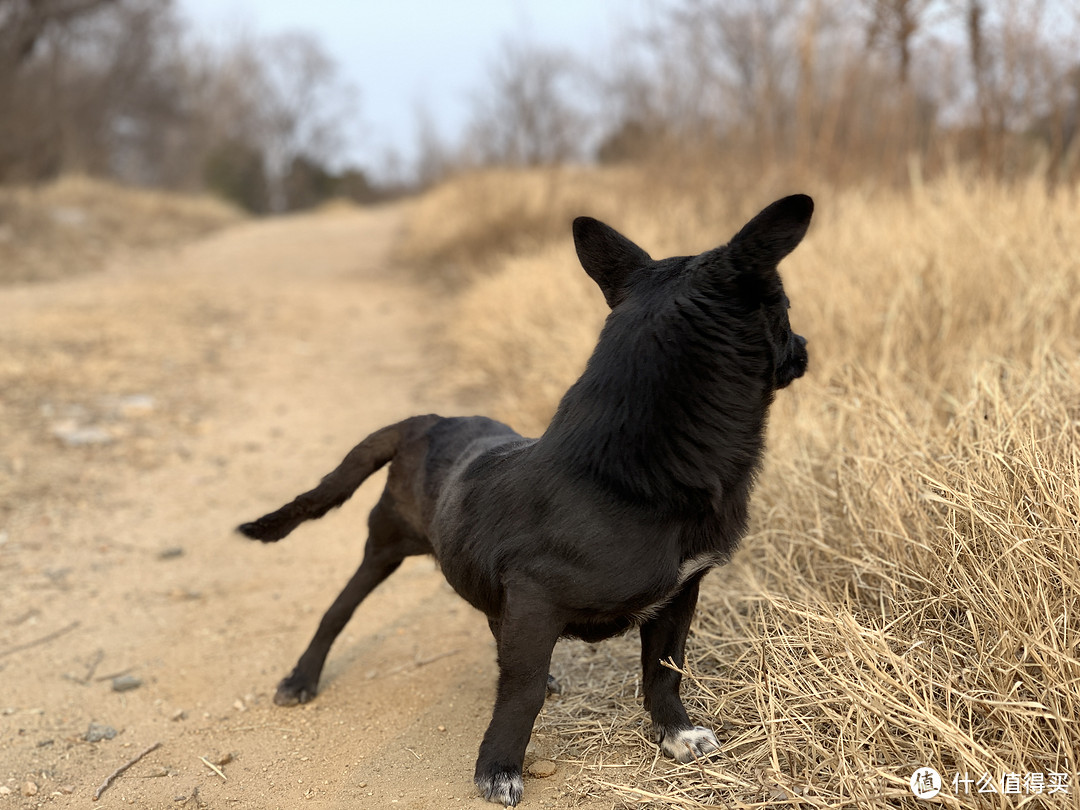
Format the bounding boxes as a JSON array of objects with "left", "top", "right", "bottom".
[{"left": 541, "top": 275, "right": 772, "bottom": 515}]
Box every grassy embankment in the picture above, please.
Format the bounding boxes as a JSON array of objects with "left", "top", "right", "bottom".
[
  {"left": 0, "top": 175, "right": 241, "bottom": 284},
  {"left": 399, "top": 165, "right": 1080, "bottom": 807}
]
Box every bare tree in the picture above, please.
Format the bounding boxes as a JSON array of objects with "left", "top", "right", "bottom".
[
  {"left": 0, "top": 0, "right": 188, "bottom": 182},
  {"left": 0, "top": 0, "right": 360, "bottom": 206},
  {"left": 413, "top": 101, "right": 452, "bottom": 186},
  {"left": 465, "top": 38, "right": 590, "bottom": 167},
  {"left": 862, "top": 0, "right": 939, "bottom": 85},
  {"left": 964, "top": 0, "right": 997, "bottom": 168},
  {"left": 958, "top": 0, "right": 1079, "bottom": 177},
  {"left": 603, "top": 0, "right": 805, "bottom": 161},
  {"left": 255, "top": 31, "right": 355, "bottom": 211},
  {"left": 0, "top": 0, "right": 118, "bottom": 67}
]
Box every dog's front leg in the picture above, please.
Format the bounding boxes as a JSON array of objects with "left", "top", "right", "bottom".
[
  {"left": 639, "top": 574, "right": 720, "bottom": 763},
  {"left": 474, "top": 586, "right": 562, "bottom": 806},
  {"left": 488, "top": 617, "right": 562, "bottom": 697}
]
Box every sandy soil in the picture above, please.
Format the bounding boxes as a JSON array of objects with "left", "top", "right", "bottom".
[{"left": 0, "top": 207, "right": 612, "bottom": 809}]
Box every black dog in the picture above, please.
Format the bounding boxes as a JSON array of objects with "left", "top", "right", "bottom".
[{"left": 239, "top": 195, "right": 812, "bottom": 805}]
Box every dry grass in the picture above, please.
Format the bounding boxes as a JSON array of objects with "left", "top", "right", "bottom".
[
  {"left": 394, "top": 164, "right": 792, "bottom": 287},
  {"left": 0, "top": 175, "right": 242, "bottom": 284},
  {"left": 401, "top": 166, "right": 1080, "bottom": 807}
]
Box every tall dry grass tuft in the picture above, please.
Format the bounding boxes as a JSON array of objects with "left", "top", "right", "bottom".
[
  {"left": 400, "top": 166, "right": 1080, "bottom": 807},
  {"left": 676, "top": 356, "right": 1080, "bottom": 807}
]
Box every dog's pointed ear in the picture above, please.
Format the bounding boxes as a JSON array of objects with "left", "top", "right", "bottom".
[
  {"left": 573, "top": 217, "right": 652, "bottom": 308},
  {"left": 728, "top": 194, "right": 813, "bottom": 275}
]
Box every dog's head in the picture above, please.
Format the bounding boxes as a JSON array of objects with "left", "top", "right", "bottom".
[{"left": 572, "top": 195, "right": 812, "bottom": 392}]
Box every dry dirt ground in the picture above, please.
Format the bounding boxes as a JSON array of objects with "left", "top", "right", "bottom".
[{"left": 0, "top": 207, "right": 614, "bottom": 809}]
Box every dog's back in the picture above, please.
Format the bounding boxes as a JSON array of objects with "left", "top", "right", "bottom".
[{"left": 240, "top": 414, "right": 526, "bottom": 549}]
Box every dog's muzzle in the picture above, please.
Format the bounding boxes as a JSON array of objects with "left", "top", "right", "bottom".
[{"left": 776, "top": 333, "right": 808, "bottom": 389}]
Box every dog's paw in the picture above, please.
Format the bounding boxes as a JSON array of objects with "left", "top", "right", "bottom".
[
  {"left": 273, "top": 673, "right": 317, "bottom": 707},
  {"left": 475, "top": 768, "right": 524, "bottom": 806},
  {"left": 658, "top": 726, "right": 720, "bottom": 763}
]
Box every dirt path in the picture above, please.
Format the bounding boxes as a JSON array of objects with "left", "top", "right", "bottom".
[{"left": 0, "top": 207, "right": 608, "bottom": 809}]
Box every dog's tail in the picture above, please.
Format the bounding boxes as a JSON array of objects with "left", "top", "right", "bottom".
[{"left": 238, "top": 419, "right": 409, "bottom": 543}]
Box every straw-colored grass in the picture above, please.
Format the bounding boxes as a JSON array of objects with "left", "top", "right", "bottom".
[
  {"left": 400, "top": 165, "right": 1080, "bottom": 807},
  {"left": 394, "top": 164, "right": 786, "bottom": 287},
  {"left": 0, "top": 174, "right": 242, "bottom": 283}
]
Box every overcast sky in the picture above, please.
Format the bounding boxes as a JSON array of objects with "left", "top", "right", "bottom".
[{"left": 177, "top": 0, "right": 645, "bottom": 179}]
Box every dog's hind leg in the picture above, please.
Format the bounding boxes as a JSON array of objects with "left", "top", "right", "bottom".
[
  {"left": 474, "top": 587, "right": 563, "bottom": 806},
  {"left": 639, "top": 575, "right": 720, "bottom": 763},
  {"left": 274, "top": 496, "right": 429, "bottom": 706}
]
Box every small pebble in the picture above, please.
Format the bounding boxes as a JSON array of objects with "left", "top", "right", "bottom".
[
  {"left": 0, "top": 786, "right": 11, "bottom": 795},
  {"left": 769, "top": 786, "right": 791, "bottom": 801},
  {"left": 528, "top": 760, "right": 557, "bottom": 779},
  {"left": 157, "top": 547, "right": 184, "bottom": 560},
  {"left": 115, "top": 394, "right": 155, "bottom": 417},
  {"left": 84, "top": 722, "right": 118, "bottom": 742},
  {"left": 52, "top": 423, "right": 112, "bottom": 446},
  {"left": 171, "top": 709, "right": 187, "bottom": 721},
  {"left": 112, "top": 674, "right": 143, "bottom": 692},
  {"left": 21, "top": 781, "right": 38, "bottom": 797}
]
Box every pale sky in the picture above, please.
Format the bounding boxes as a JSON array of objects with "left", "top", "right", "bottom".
[
  {"left": 177, "top": 0, "right": 644, "bottom": 179},
  {"left": 176, "top": 0, "right": 1080, "bottom": 181}
]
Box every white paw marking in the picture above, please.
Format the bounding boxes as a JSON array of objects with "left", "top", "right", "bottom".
[
  {"left": 661, "top": 726, "right": 720, "bottom": 763},
  {"left": 476, "top": 770, "right": 524, "bottom": 806}
]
